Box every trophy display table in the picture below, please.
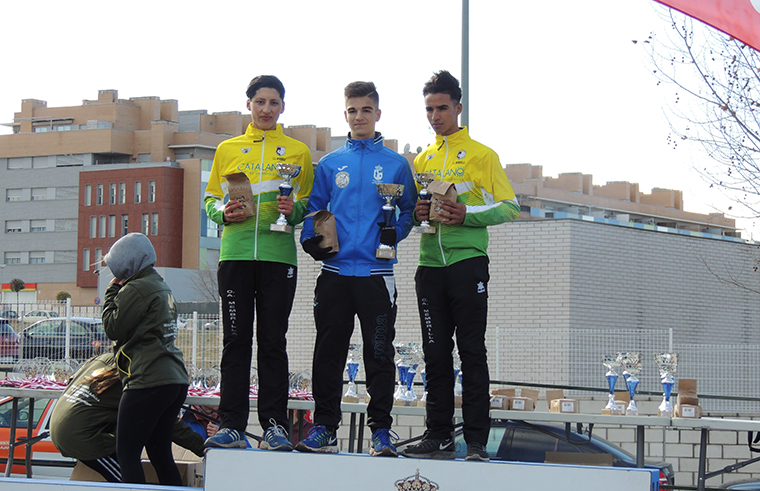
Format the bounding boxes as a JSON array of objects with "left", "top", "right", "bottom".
[{"left": 2, "top": 386, "right": 760, "bottom": 491}]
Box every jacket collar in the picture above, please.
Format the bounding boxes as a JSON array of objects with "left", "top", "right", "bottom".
[
  {"left": 346, "top": 131, "right": 384, "bottom": 152},
  {"left": 245, "top": 123, "right": 284, "bottom": 141},
  {"left": 434, "top": 126, "right": 470, "bottom": 147}
]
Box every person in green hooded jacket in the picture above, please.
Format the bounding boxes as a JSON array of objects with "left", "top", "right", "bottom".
[
  {"left": 50, "top": 353, "right": 204, "bottom": 482},
  {"left": 102, "top": 232, "right": 189, "bottom": 485}
]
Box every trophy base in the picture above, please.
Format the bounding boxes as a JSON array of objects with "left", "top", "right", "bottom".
[
  {"left": 342, "top": 396, "right": 360, "bottom": 403},
  {"left": 416, "top": 400, "right": 426, "bottom": 407},
  {"left": 601, "top": 407, "right": 625, "bottom": 416},
  {"left": 413, "top": 225, "right": 436, "bottom": 234},
  {"left": 270, "top": 223, "right": 292, "bottom": 233},
  {"left": 376, "top": 248, "right": 396, "bottom": 259}
]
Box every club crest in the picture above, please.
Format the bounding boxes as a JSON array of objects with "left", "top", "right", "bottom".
[
  {"left": 336, "top": 171, "right": 350, "bottom": 188},
  {"left": 457, "top": 150, "right": 466, "bottom": 159},
  {"left": 276, "top": 146, "right": 286, "bottom": 156},
  {"left": 241, "top": 147, "right": 251, "bottom": 154},
  {"left": 373, "top": 165, "right": 383, "bottom": 182}
]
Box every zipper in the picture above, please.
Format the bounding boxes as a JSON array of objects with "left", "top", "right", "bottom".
[
  {"left": 437, "top": 137, "right": 448, "bottom": 266},
  {"left": 355, "top": 141, "right": 366, "bottom": 271},
  {"left": 254, "top": 132, "right": 266, "bottom": 260}
]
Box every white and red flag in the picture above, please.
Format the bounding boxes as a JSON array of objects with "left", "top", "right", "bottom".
[{"left": 655, "top": 0, "right": 760, "bottom": 51}]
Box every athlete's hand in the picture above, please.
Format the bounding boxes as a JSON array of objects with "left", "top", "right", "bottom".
[
  {"left": 414, "top": 199, "right": 431, "bottom": 223},
  {"left": 223, "top": 200, "right": 247, "bottom": 223},
  {"left": 276, "top": 195, "right": 294, "bottom": 217},
  {"left": 438, "top": 200, "right": 466, "bottom": 225}
]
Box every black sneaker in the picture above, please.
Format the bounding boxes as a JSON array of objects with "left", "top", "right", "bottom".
[
  {"left": 400, "top": 437, "right": 455, "bottom": 460},
  {"left": 465, "top": 442, "right": 489, "bottom": 462}
]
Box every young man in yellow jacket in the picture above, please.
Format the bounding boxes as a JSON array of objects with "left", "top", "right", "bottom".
[
  {"left": 203, "top": 75, "right": 313, "bottom": 451},
  {"left": 401, "top": 71, "right": 520, "bottom": 462}
]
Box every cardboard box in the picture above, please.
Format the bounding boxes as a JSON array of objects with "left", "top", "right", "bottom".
[
  {"left": 546, "top": 389, "right": 578, "bottom": 413},
  {"left": 70, "top": 455, "right": 204, "bottom": 487},
  {"left": 545, "top": 451, "right": 613, "bottom": 466},
  {"left": 454, "top": 396, "right": 463, "bottom": 408},
  {"left": 428, "top": 181, "right": 457, "bottom": 222},
  {"left": 223, "top": 172, "right": 256, "bottom": 217},
  {"left": 675, "top": 404, "right": 703, "bottom": 418},
  {"left": 306, "top": 210, "right": 339, "bottom": 252},
  {"left": 677, "top": 379, "right": 700, "bottom": 407},
  {"left": 510, "top": 389, "right": 539, "bottom": 411},
  {"left": 490, "top": 394, "right": 510, "bottom": 409}
]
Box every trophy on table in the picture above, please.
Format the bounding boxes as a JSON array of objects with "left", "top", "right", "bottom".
[
  {"left": 654, "top": 352, "right": 678, "bottom": 417},
  {"left": 413, "top": 172, "right": 436, "bottom": 234},
  {"left": 376, "top": 183, "right": 405, "bottom": 259},
  {"left": 343, "top": 344, "right": 362, "bottom": 403},
  {"left": 419, "top": 366, "right": 428, "bottom": 406},
  {"left": 270, "top": 163, "right": 302, "bottom": 233},
  {"left": 394, "top": 344, "right": 411, "bottom": 403},
  {"left": 620, "top": 352, "right": 642, "bottom": 416},
  {"left": 602, "top": 354, "right": 624, "bottom": 415},
  {"left": 453, "top": 349, "right": 463, "bottom": 398},
  {"left": 403, "top": 343, "right": 422, "bottom": 404}
]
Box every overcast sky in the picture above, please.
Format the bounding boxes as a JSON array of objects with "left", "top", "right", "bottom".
[{"left": 2, "top": 0, "right": 751, "bottom": 236}]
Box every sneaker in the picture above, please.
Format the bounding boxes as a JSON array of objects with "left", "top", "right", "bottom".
[
  {"left": 204, "top": 428, "right": 247, "bottom": 449},
  {"left": 370, "top": 428, "right": 398, "bottom": 457},
  {"left": 260, "top": 419, "right": 293, "bottom": 451},
  {"left": 294, "top": 425, "right": 338, "bottom": 453},
  {"left": 400, "top": 437, "right": 455, "bottom": 460},
  {"left": 465, "top": 442, "right": 490, "bottom": 462}
]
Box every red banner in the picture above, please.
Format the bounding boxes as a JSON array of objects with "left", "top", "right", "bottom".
[{"left": 655, "top": 0, "right": 760, "bottom": 52}]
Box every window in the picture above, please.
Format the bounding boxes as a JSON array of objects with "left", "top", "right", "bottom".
[
  {"left": 89, "top": 216, "right": 96, "bottom": 238},
  {"left": 0, "top": 397, "right": 52, "bottom": 429},
  {"left": 99, "top": 216, "right": 106, "bottom": 238},
  {"left": 148, "top": 180, "right": 156, "bottom": 203},
  {"left": 82, "top": 249, "right": 90, "bottom": 271},
  {"left": 134, "top": 181, "right": 142, "bottom": 204},
  {"left": 96, "top": 184, "right": 103, "bottom": 205},
  {"left": 95, "top": 248, "right": 102, "bottom": 265},
  {"left": 109, "top": 183, "right": 116, "bottom": 205},
  {"left": 5, "top": 253, "right": 21, "bottom": 265},
  {"left": 30, "top": 220, "right": 46, "bottom": 232},
  {"left": 5, "top": 221, "right": 22, "bottom": 233},
  {"left": 119, "top": 182, "right": 126, "bottom": 204},
  {"left": 207, "top": 217, "right": 221, "bottom": 238},
  {"left": 141, "top": 214, "right": 149, "bottom": 235},
  {"left": 121, "top": 215, "right": 129, "bottom": 236},
  {"left": 151, "top": 213, "right": 159, "bottom": 236},
  {"left": 108, "top": 215, "right": 116, "bottom": 238},
  {"left": 6, "top": 189, "right": 22, "bottom": 202},
  {"left": 84, "top": 184, "right": 92, "bottom": 206},
  {"left": 29, "top": 252, "right": 45, "bottom": 264},
  {"left": 31, "top": 188, "right": 47, "bottom": 201},
  {"left": 56, "top": 125, "right": 71, "bottom": 131}
]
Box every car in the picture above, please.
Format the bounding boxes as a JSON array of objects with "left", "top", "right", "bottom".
[
  {"left": 0, "top": 318, "right": 20, "bottom": 363},
  {"left": 203, "top": 320, "right": 220, "bottom": 330},
  {"left": 720, "top": 480, "right": 760, "bottom": 490},
  {"left": 0, "top": 396, "right": 74, "bottom": 478},
  {"left": 0, "top": 310, "right": 19, "bottom": 320},
  {"left": 22, "top": 310, "right": 59, "bottom": 324},
  {"left": 451, "top": 419, "right": 674, "bottom": 486},
  {"left": 20, "top": 317, "right": 110, "bottom": 361}
]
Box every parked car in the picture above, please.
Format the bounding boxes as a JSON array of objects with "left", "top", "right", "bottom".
[
  {"left": 20, "top": 317, "right": 109, "bottom": 361},
  {"left": 203, "top": 320, "right": 220, "bottom": 330},
  {"left": 22, "top": 310, "right": 59, "bottom": 324},
  {"left": 720, "top": 480, "right": 760, "bottom": 490},
  {"left": 0, "top": 310, "right": 19, "bottom": 320},
  {"left": 0, "top": 396, "right": 74, "bottom": 478},
  {"left": 450, "top": 419, "right": 674, "bottom": 486},
  {"left": 0, "top": 318, "right": 20, "bottom": 364}
]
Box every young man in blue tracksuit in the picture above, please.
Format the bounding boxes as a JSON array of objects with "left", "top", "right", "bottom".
[{"left": 296, "top": 81, "right": 416, "bottom": 457}]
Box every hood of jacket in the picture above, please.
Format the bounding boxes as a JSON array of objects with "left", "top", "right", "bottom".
[{"left": 104, "top": 233, "right": 156, "bottom": 280}]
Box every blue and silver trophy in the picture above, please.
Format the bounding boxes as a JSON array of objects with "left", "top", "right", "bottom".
[
  {"left": 602, "top": 354, "right": 623, "bottom": 415},
  {"left": 620, "top": 352, "right": 642, "bottom": 416},
  {"left": 654, "top": 352, "right": 678, "bottom": 417},
  {"left": 342, "top": 344, "right": 362, "bottom": 402},
  {"left": 270, "top": 163, "right": 301, "bottom": 233}
]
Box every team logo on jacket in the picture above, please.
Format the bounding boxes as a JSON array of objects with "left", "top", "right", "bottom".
[
  {"left": 287, "top": 267, "right": 294, "bottom": 279},
  {"left": 373, "top": 165, "right": 383, "bottom": 182},
  {"left": 426, "top": 154, "right": 434, "bottom": 160},
  {"left": 241, "top": 147, "right": 251, "bottom": 154},
  {"left": 336, "top": 171, "right": 350, "bottom": 188},
  {"left": 457, "top": 150, "right": 467, "bottom": 159},
  {"left": 276, "top": 146, "right": 286, "bottom": 156},
  {"left": 477, "top": 281, "right": 486, "bottom": 293}
]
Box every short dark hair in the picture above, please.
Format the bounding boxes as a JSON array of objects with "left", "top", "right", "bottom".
[
  {"left": 246, "top": 75, "right": 285, "bottom": 100},
  {"left": 344, "top": 81, "right": 379, "bottom": 106},
  {"left": 422, "top": 70, "right": 462, "bottom": 103}
]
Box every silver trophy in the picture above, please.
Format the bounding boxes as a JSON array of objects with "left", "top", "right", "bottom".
[
  {"left": 394, "top": 344, "right": 411, "bottom": 404},
  {"left": 620, "top": 352, "right": 642, "bottom": 416},
  {"left": 453, "top": 349, "right": 463, "bottom": 398},
  {"left": 413, "top": 172, "right": 436, "bottom": 234},
  {"left": 343, "top": 344, "right": 362, "bottom": 402},
  {"left": 376, "top": 183, "right": 405, "bottom": 259},
  {"left": 654, "top": 352, "right": 678, "bottom": 417},
  {"left": 270, "top": 163, "right": 302, "bottom": 233},
  {"left": 602, "top": 354, "right": 623, "bottom": 415}
]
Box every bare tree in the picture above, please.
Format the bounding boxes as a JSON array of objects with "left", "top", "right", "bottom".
[
  {"left": 190, "top": 267, "right": 219, "bottom": 303},
  {"left": 643, "top": 7, "right": 760, "bottom": 221}
]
